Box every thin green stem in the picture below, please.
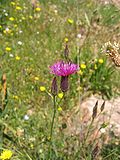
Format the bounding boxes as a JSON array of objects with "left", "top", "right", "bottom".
[
  {"left": 83, "top": 118, "right": 94, "bottom": 145},
  {"left": 48, "top": 96, "right": 57, "bottom": 159},
  {"left": 50, "top": 96, "right": 56, "bottom": 141}
]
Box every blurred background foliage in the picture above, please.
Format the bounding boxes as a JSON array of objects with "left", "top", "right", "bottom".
[{"left": 0, "top": 0, "right": 120, "bottom": 159}]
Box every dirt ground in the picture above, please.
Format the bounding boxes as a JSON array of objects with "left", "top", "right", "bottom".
[{"left": 64, "top": 95, "right": 120, "bottom": 139}]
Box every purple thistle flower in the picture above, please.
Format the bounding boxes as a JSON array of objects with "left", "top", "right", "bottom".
[{"left": 50, "top": 61, "right": 79, "bottom": 77}]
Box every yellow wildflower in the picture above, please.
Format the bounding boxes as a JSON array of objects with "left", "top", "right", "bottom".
[
  {"left": 34, "top": 77, "right": 39, "bottom": 81},
  {"left": 47, "top": 136, "right": 51, "bottom": 141},
  {"left": 29, "top": 16, "right": 33, "bottom": 19},
  {"left": 14, "top": 24, "right": 17, "bottom": 28},
  {"left": 11, "top": 2, "right": 15, "bottom": 5},
  {"left": 94, "top": 64, "right": 97, "bottom": 70},
  {"left": 30, "top": 144, "right": 34, "bottom": 149},
  {"left": 35, "top": 7, "right": 41, "bottom": 12},
  {"left": 80, "top": 64, "right": 86, "bottom": 69},
  {"left": 15, "top": 56, "right": 21, "bottom": 60},
  {"left": 64, "top": 38, "right": 68, "bottom": 42},
  {"left": 13, "top": 95, "right": 19, "bottom": 99},
  {"left": 40, "top": 86, "right": 46, "bottom": 91},
  {"left": 68, "top": 18, "right": 74, "bottom": 24},
  {"left": 9, "top": 17, "right": 14, "bottom": 21},
  {"left": 58, "top": 92, "right": 63, "bottom": 99},
  {"left": 0, "top": 25, "right": 2, "bottom": 29},
  {"left": 10, "top": 33, "right": 14, "bottom": 36},
  {"left": 5, "top": 47, "right": 11, "bottom": 52},
  {"left": 77, "top": 70, "right": 83, "bottom": 75},
  {"left": 58, "top": 107, "right": 62, "bottom": 111},
  {"left": 3, "top": 29, "right": 12, "bottom": 34},
  {"left": 3, "top": 30, "right": 6, "bottom": 34},
  {"left": 77, "top": 86, "right": 83, "bottom": 91},
  {"left": 22, "top": 17, "right": 26, "bottom": 20},
  {"left": 98, "top": 58, "right": 104, "bottom": 64},
  {"left": 16, "top": 6, "right": 22, "bottom": 10},
  {"left": 0, "top": 150, "right": 13, "bottom": 160}
]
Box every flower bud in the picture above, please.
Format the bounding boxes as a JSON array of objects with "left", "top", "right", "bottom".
[
  {"left": 51, "top": 77, "right": 58, "bottom": 96},
  {"left": 60, "top": 76, "right": 68, "bottom": 92}
]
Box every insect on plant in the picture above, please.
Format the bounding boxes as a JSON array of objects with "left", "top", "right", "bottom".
[{"left": 102, "top": 41, "right": 120, "bottom": 67}]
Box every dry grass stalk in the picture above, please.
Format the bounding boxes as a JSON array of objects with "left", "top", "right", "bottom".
[
  {"left": 1, "top": 74, "right": 7, "bottom": 110},
  {"left": 92, "top": 100, "right": 98, "bottom": 120}
]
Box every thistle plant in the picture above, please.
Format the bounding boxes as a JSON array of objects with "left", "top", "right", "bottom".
[
  {"left": 49, "top": 61, "right": 79, "bottom": 137},
  {"left": 48, "top": 47, "right": 79, "bottom": 157}
]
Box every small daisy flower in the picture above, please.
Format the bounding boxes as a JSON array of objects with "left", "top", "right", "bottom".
[
  {"left": 100, "top": 128, "right": 106, "bottom": 133},
  {"left": 17, "top": 41, "right": 22, "bottom": 45},
  {"left": 77, "top": 34, "right": 82, "bottom": 39},
  {"left": 4, "top": 13, "right": 8, "bottom": 16},
  {"left": 0, "top": 150, "right": 13, "bottom": 160},
  {"left": 9, "top": 54, "right": 14, "bottom": 57},
  {"left": 24, "top": 115, "right": 29, "bottom": 120},
  {"left": 19, "top": 30, "right": 23, "bottom": 34},
  {"left": 5, "top": 28, "right": 10, "bottom": 32},
  {"left": 3, "top": 10, "right": 6, "bottom": 13}
]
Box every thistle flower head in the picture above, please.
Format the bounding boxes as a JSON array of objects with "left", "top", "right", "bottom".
[{"left": 50, "top": 61, "right": 79, "bottom": 77}]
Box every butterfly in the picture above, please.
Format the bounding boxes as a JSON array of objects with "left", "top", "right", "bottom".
[{"left": 102, "top": 42, "right": 120, "bottom": 67}]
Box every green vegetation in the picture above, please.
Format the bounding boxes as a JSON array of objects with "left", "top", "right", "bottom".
[{"left": 0, "top": 0, "right": 120, "bottom": 159}]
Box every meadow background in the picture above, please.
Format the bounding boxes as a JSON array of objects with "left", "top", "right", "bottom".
[{"left": 0, "top": 0, "right": 120, "bottom": 159}]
